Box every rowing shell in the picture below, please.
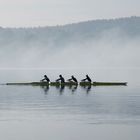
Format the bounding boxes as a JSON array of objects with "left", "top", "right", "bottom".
[{"left": 6, "top": 82, "right": 127, "bottom": 86}]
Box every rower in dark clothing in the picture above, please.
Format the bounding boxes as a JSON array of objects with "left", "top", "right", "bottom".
[
  {"left": 56, "top": 75, "right": 65, "bottom": 83},
  {"left": 68, "top": 75, "right": 78, "bottom": 83},
  {"left": 41, "top": 75, "right": 50, "bottom": 82},
  {"left": 81, "top": 75, "right": 92, "bottom": 82}
]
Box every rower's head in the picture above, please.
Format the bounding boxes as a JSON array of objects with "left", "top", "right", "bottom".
[
  {"left": 59, "top": 75, "right": 62, "bottom": 78},
  {"left": 71, "top": 75, "right": 74, "bottom": 78},
  {"left": 86, "top": 74, "right": 88, "bottom": 77},
  {"left": 44, "top": 75, "right": 47, "bottom": 77}
]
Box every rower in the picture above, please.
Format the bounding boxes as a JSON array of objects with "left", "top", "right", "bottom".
[
  {"left": 68, "top": 75, "right": 78, "bottom": 83},
  {"left": 41, "top": 75, "right": 50, "bottom": 82},
  {"left": 81, "top": 75, "right": 92, "bottom": 82},
  {"left": 56, "top": 75, "right": 65, "bottom": 83}
]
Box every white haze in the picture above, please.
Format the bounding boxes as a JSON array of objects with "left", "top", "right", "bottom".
[
  {"left": 0, "top": 17, "right": 140, "bottom": 70},
  {"left": 0, "top": 33, "right": 140, "bottom": 69}
]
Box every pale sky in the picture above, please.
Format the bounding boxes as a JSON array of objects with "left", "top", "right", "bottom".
[{"left": 0, "top": 0, "right": 139, "bottom": 27}]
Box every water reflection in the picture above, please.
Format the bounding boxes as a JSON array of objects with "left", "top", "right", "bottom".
[
  {"left": 40, "top": 84, "right": 79, "bottom": 94},
  {"left": 40, "top": 85, "right": 66, "bottom": 95},
  {"left": 40, "top": 85, "right": 50, "bottom": 94},
  {"left": 69, "top": 85, "right": 78, "bottom": 94},
  {"left": 59, "top": 85, "right": 65, "bottom": 94},
  {"left": 40, "top": 84, "right": 92, "bottom": 95},
  {"left": 81, "top": 85, "right": 92, "bottom": 94}
]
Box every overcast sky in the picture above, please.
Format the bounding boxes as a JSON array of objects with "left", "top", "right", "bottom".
[{"left": 0, "top": 0, "right": 139, "bottom": 27}]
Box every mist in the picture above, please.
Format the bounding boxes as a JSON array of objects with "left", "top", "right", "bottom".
[{"left": 0, "top": 17, "right": 140, "bottom": 69}]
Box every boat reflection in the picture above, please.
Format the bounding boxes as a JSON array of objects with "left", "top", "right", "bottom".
[
  {"left": 40, "top": 85, "right": 50, "bottom": 95},
  {"left": 68, "top": 85, "right": 78, "bottom": 94},
  {"left": 40, "top": 84, "right": 79, "bottom": 94},
  {"left": 39, "top": 85, "right": 65, "bottom": 95},
  {"left": 81, "top": 85, "right": 92, "bottom": 94},
  {"left": 59, "top": 85, "right": 65, "bottom": 94}
]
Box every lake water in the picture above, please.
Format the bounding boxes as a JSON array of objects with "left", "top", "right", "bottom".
[{"left": 0, "top": 68, "right": 140, "bottom": 140}]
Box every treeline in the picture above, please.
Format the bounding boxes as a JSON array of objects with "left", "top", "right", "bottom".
[{"left": 0, "top": 16, "right": 140, "bottom": 47}]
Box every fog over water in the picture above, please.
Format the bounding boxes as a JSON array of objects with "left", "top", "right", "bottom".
[
  {"left": 0, "top": 31, "right": 140, "bottom": 69},
  {"left": 0, "top": 17, "right": 140, "bottom": 70}
]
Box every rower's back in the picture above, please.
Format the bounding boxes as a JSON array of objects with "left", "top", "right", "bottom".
[{"left": 86, "top": 75, "right": 92, "bottom": 82}]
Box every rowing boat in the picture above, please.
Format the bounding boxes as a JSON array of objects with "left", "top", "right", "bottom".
[{"left": 6, "top": 82, "right": 127, "bottom": 86}]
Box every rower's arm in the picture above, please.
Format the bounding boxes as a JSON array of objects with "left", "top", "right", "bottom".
[
  {"left": 81, "top": 78, "right": 87, "bottom": 81},
  {"left": 67, "top": 78, "right": 72, "bottom": 81},
  {"left": 56, "top": 78, "right": 60, "bottom": 82},
  {"left": 41, "top": 78, "right": 45, "bottom": 81}
]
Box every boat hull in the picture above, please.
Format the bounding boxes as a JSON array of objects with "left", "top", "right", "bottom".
[{"left": 6, "top": 82, "right": 127, "bottom": 86}]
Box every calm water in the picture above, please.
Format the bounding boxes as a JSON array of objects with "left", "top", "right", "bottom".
[{"left": 0, "top": 68, "right": 140, "bottom": 140}]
